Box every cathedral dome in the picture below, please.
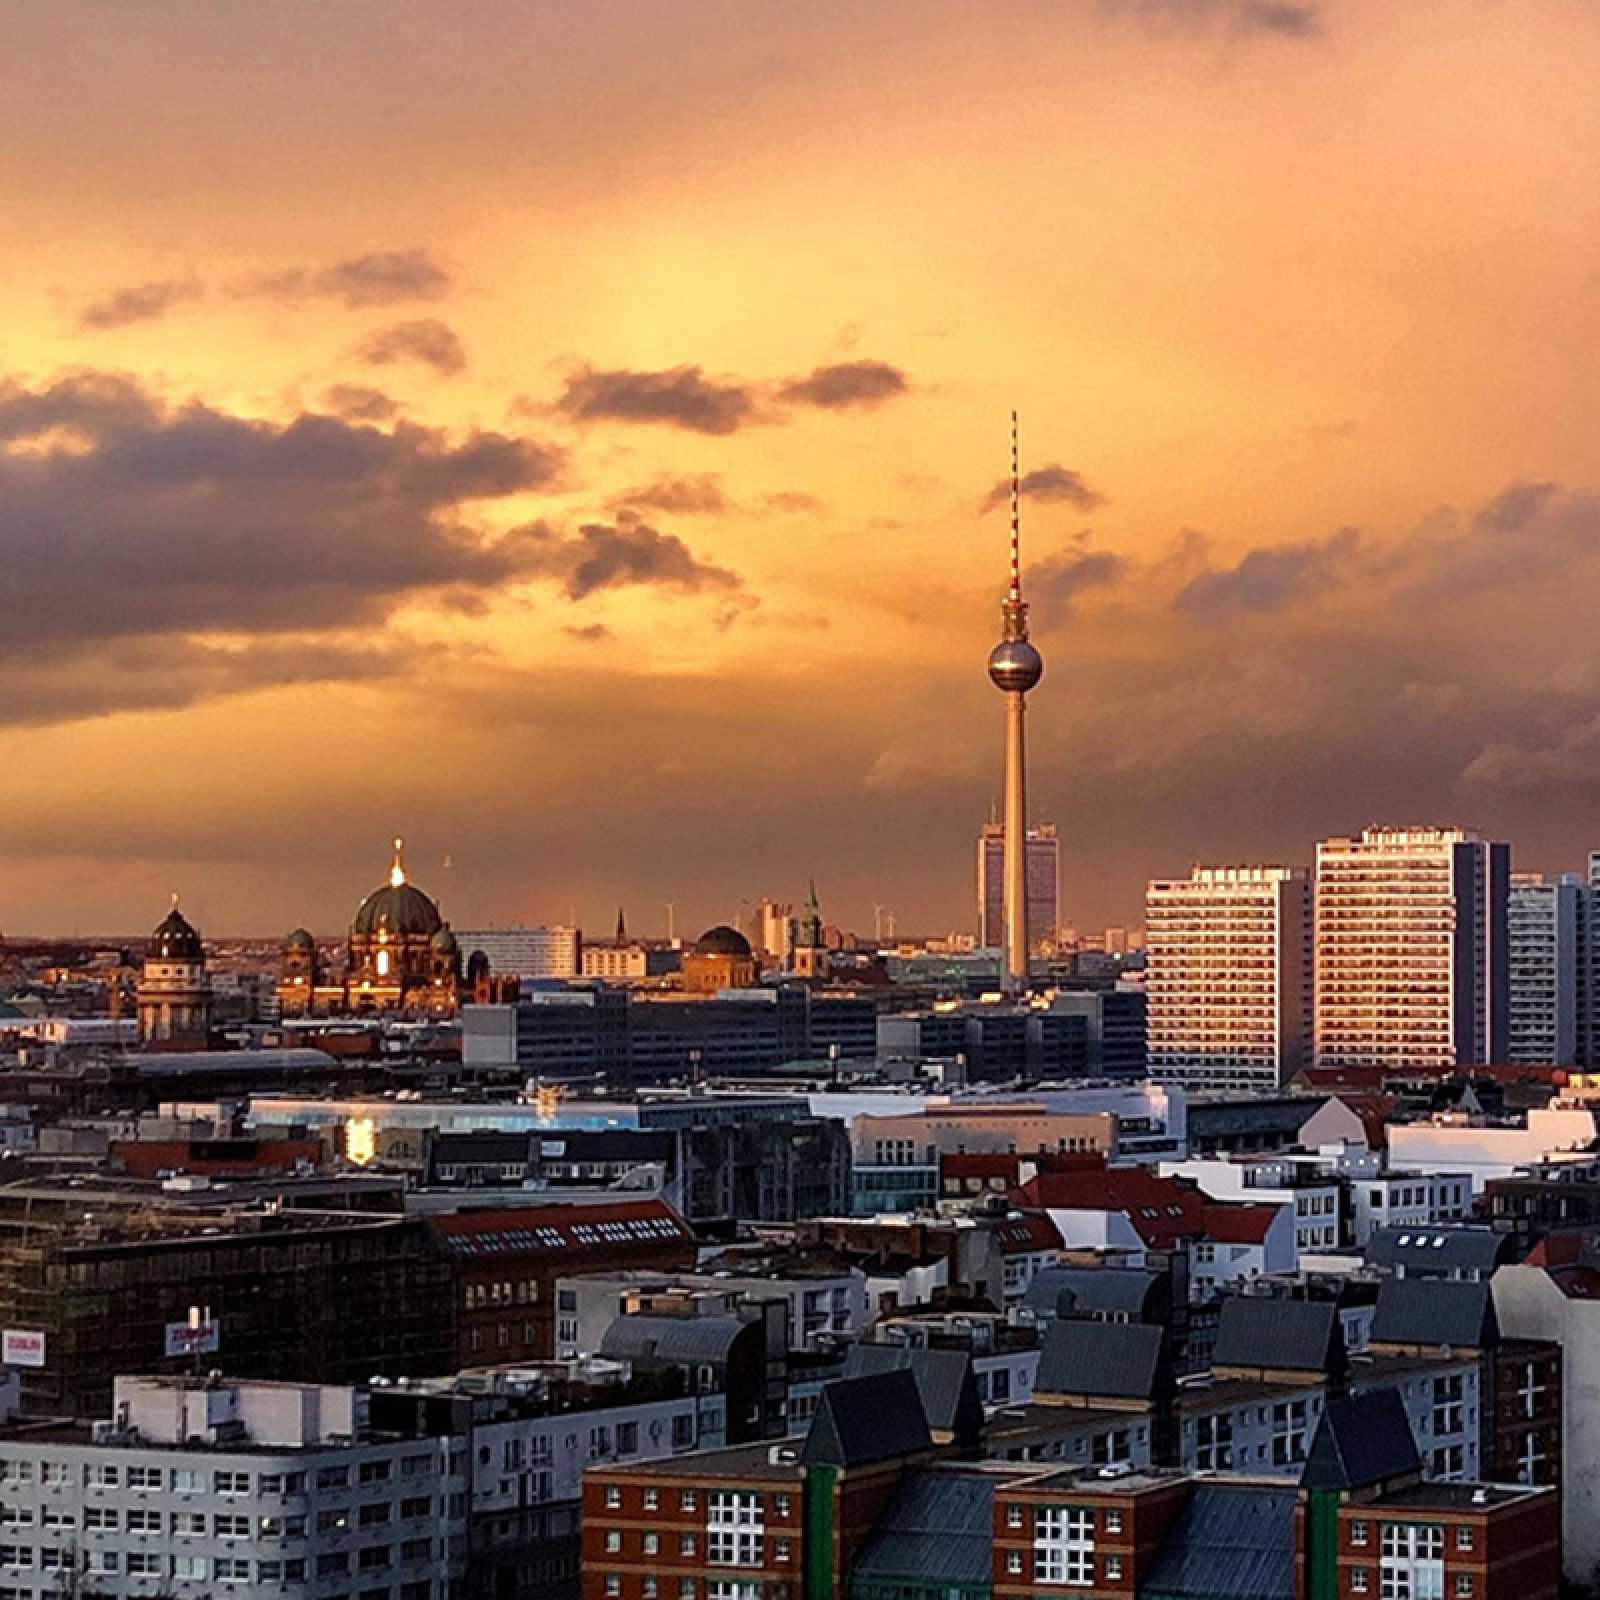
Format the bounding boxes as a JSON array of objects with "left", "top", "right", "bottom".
[
  {"left": 285, "top": 927, "right": 316, "bottom": 950},
  {"left": 352, "top": 839, "right": 443, "bottom": 938},
  {"left": 150, "top": 903, "right": 204, "bottom": 961},
  {"left": 694, "top": 924, "right": 752, "bottom": 958}
]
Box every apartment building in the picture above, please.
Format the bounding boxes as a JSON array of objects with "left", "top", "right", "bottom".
[{"left": 1145, "top": 866, "right": 1312, "bottom": 1091}]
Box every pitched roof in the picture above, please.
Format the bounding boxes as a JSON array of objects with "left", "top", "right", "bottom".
[
  {"left": 842, "top": 1344, "right": 983, "bottom": 1439},
  {"left": 1370, "top": 1279, "right": 1498, "bottom": 1350},
  {"left": 1202, "top": 1202, "right": 1282, "bottom": 1245},
  {"left": 849, "top": 1470, "right": 995, "bottom": 1585},
  {"left": 1364, "top": 1225, "right": 1514, "bottom": 1276},
  {"left": 1141, "top": 1483, "right": 1298, "bottom": 1600},
  {"left": 801, "top": 1369, "right": 933, "bottom": 1468},
  {"left": 1300, "top": 1389, "right": 1420, "bottom": 1491},
  {"left": 1024, "top": 1265, "right": 1163, "bottom": 1321},
  {"left": 1015, "top": 1164, "right": 1208, "bottom": 1249},
  {"left": 995, "top": 1213, "right": 1063, "bottom": 1254},
  {"left": 1035, "top": 1319, "right": 1168, "bottom": 1402},
  {"left": 1212, "top": 1298, "right": 1342, "bottom": 1375},
  {"left": 426, "top": 1198, "right": 692, "bottom": 1258}
]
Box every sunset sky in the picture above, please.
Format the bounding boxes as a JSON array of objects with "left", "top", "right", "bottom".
[{"left": 5, "top": 0, "right": 1600, "bottom": 939}]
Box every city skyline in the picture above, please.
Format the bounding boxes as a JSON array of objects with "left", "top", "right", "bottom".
[{"left": 8, "top": 3, "right": 1600, "bottom": 935}]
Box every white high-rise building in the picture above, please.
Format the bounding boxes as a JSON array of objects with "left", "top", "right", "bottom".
[
  {"left": 1508, "top": 874, "right": 1581, "bottom": 1065},
  {"left": 455, "top": 926, "right": 581, "bottom": 980},
  {"left": 1145, "top": 865, "right": 1312, "bottom": 1091},
  {"left": 1314, "top": 826, "right": 1509, "bottom": 1070},
  {"left": 977, "top": 821, "right": 1060, "bottom": 956}
]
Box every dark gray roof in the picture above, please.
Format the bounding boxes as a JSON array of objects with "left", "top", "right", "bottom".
[
  {"left": 801, "top": 1369, "right": 932, "bottom": 1468},
  {"left": 1036, "top": 1319, "right": 1167, "bottom": 1401},
  {"left": 1301, "top": 1389, "right": 1421, "bottom": 1491},
  {"left": 1212, "top": 1298, "right": 1342, "bottom": 1375},
  {"left": 1142, "top": 1483, "right": 1298, "bottom": 1600},
  {"left": 599, "top": 1314, "right": 747, "bottom": 1366},
  {"left": 843, "top": 1345, "right": 982, "bottom": 1439},
  {"left": 1186, "top": 1098, "right": 1324, "bottom": 1138},
  {"left": 1364, "top": 1225, "right": 1515, "bottom": 1277},
  {"left": 849, "top": 1470, "right": 995, "bottom": 1586},
  {"left": 1370, "top": 1278, "right": 1498, "bottom": 1350},
  {"left": 1024, "top": 1266, "right": 1162, "bottom": 1321}
]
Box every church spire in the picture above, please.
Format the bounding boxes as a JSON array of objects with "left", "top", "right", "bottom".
[
  {"left": 389, "top": 837, "right": 408, "bottom": 888},
  {"left": 615, "top": 906, "right": 627, "bottom": 943}
]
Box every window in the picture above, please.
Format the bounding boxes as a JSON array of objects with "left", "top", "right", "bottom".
[
  {"left": 40, "top": 1463, "right": 68, "bottom": 1487},
  {"left": 1195, "top": 1412, "right": 1234, "bottom": 1471},
  {"left": 644, "top": 1581, "right": 659, "bottom": 1600},
  {"left": 213, "top": 1470, "right": 250, "bottom": 1496},
  {"left": 680, "top": 1535, "right": 695, "bottom": 1556},
  {"left": 215, "top": 1558, "right": 251, "bottom": 1582},
  {"left": 643, "top": 1534, "right": 659, "bottom": 1556},
  {"left": 128, "top": 1465, "right": 163, "bottom": 1490},
  {"left": 680, "top": 1584, "right": 695, "bottom": 1600},
  {"left": 1353, "top": 1570, "right": 1370, "bottom": 1593},
  {"left": 174, "top": 1513, "right": 207, "bottom": 1536},
  {"left": 604, "top": 1486, "right": 620, "bottom": 1509},
  {"left": 0, "top": 1462, "right": 32, "bottom": 1486},
  {"left": 1272, "top": 1400, "right": 1309, "bottom": 1467},
  {"left": 85, "top": 1464, "right": 119, "bottom": 1488},
  {"left": 400, "top": 1540, "right": 431, "bottom": 1564},
  {"left": 618, "top": 1423, "right": 639, "bottom": 1456},
  {"left": 643, "top": 1489, "right": 659, "bottom": 1511},
  {"left": 1519, "top": 1361, "right": 1549, "bottom": 1419},
  {"left": 1454, "top": 1527, "right": 1472, "bottom": 1552},
  {"left": 127, "top": 1509, "right": 162, "bottom": 1533},
  {"left": 214, "top": 1514, "right": 250, "bottom": 1539},
  {"left": 359, "top": 1460, "right": 392, "bottom": 1485},
  {"left": 127, "top": 1552, "right": 162, "bottom": 1575},
  {"left": 175, "top": 1555, "right": 210, "bottom": 1581},
  {"left": 0, "top": 1547, "right": 33, "bottom": 1570},
  {"left": 680, "top": 1491, "right": 697, "bottom": 1512},
  {"left": 319, "top": 1509, "right": 351, "bottom": 1533},
  {"left": 1352, "top": 1521, "right": 1370, "bottom": 1547},
  {"left": 1105, "top": 1509, "right": 1123, "bottom": 1535},
  {"left": 357, "top": 1547, "right": 392, "bottom": 1571},
  {"left": 1007, "top": 1504, "right": 1024, "bottom": 1530},
  {"left": 773, "top": 1493, "right": 791, "bottom": 1518},
  {"left": 1380, "top": 1522, "right": 1444, "bottom": 1600},
  {"left": 319, "top": 1554, "right": 352, "bottom": 1578},
  {"left": 319, "top": 1467, "right": 351, "bottom": 1490},
  {"left": 1454, "top": 1580, "right": 1472, "bottom": 1598},
  {"left": 1430, "top": 1446, "right": 1464, "bottom": 1482},
  {"left": 1007, "top": 1552, "right": 1024, "bottom": 1576},
  {"left": 1034, "top": 1505, "right": 1094, "bottom": 1587},
  {"left": 604, "top": 1533, "right": 621, "bottom": 1554},
  {"left": 1517, "top": 1431, "right": 1548, "bottom": 1485},
  {"left": 707, "top": 1492, "right": 764, "bottom": 1567},
  {"left": 1106, "top": 1556, "right": 1124, "bottom": 1580},
  {"left": 1431, "top": 1376, "right": 1464, "bottom": 1439},
  {"left": 605, "top": 1579, "right": 620, "bottom": 1598},
  {"left": 359, "top": 1504, "right": 392, "bottom": 1528},
  {"left": 400, "top": 1498, "right": 430, "bottom": 1522},
  {"left": 775, "top": 1538, "right": 791, "bottom": 1563}
]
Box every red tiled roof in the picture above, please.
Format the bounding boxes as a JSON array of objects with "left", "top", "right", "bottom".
[
  {"left": 1201, "top": 1201, "right": 1282, "bottom": 1245},
  {"left": 1331, "top": 1094, "right": 1397, "bottom": 1151},
  {"left": 1014, "top": 1163, "right": 1208, "bottom": 1249},
  {"left": 994, "top": 1212, "right": 1063, "bottom": 1254},
  {"left": 941, "top": 1153, "right": 1025, "bottom": 1180},
  {"left": 1548, "top": 1265, "right": 1600, "bottom": 1299},
  {"left": 1526, "top": 1232, "right": 1585, "bottom": 1267},
  {"left": 427, "top": 1198, "right": 692, "bottom": 1258},
  {"left": 111, "top": 1139, "right": 323, "bottom": 1179}
]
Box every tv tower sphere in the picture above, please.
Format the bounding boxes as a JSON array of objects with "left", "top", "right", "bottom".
[{"left": 988, "top": 637, "right": 1043, "bottom": 693}]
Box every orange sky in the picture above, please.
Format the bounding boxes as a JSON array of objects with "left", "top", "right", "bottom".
[{"left": 4, "top": 0, "right": 1600, "bottom": 939}]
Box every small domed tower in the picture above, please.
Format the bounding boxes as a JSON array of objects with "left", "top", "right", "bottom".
[
  {"left": 429, "top": 926, "right": 461, "bottom": 1010},
  {"left": 138, "top": 897, "right": 212, "bottom": 1047},
  {"left": 682, "top": 925, "right": 758, "bottom": 994},
  {"left": 277, "top": 927, "right": 320, "bottom": 1018}
]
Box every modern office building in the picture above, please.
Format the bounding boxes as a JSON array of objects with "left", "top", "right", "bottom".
[
  {"left": 1314, "top": 827, "right": 1509, "bottom": 1070},
  {"left": 1145, "top": 866, "right": 1312, "bottom": 1090},
  {"left": 1047, "top": 989, "right": 1148, "bottom": 1077},
  {"left": 456, "top": 926, "right": 582, "bottom": 980},
  {"left": 977, "top": 821, "right": 1061, "bottom": 958},
  {"left": 1508, "top": 875, "right": 1581, "bottom": 1065}
]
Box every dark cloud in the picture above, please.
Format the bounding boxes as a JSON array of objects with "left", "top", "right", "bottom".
[
  {"left": 357, "top": 319, "right": 467, "bottom": 376},
  {"left": 565, "top": 623, "right": 614, "bottom": 644},
  {"left": 78, "top": 278, "right": 205, "bottom": 331},
  {"left": 982, "top": 463, "right": 1106, "bottom": 514},
  {"left": 612, "top": 474, "right": 731, "bottom": 515},
  {"left": 1475, "top": 480, "right": 1559, "bottom": 534},
  {"left": 763, "top": 491, "right": 823, "bottom": 514},
  {"left": 779, "top": 360, "right": 909, "bottom": 410},
  {"left": 321, "top": 385, "right": 401, "bottom": 422},
  {"left": 556, "top": 365, "right": 758, "bottom": 435},
  {"left": 1237, "top": 1, "right": 1319, "bottom": 34},
  {"left": 515, "top": 515, "right": 743, "bottom": 601},
  {"left": 0, "top": 370, "right": 561, "bottom": 655},
  {"left": 234, "top": 249, "right": 452, "bottom": 308},
  {"left": 1027, "top": 549, "right": 1126, "bottom": 619},
  {"left": 1175, "top": 528, "right": 1358, "bottom": 617}
]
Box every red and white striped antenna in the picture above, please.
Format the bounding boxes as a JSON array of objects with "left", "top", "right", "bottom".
[{"left": 1008, "top": 409, "right": 1022, "bottom": 605}]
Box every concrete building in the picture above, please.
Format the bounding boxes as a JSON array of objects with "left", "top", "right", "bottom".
[
  {"left": 1352, "top": 1169, "right": 1474, "bottom": 1245},
  {"left": 1046, "top": 989, "right": 1147, "bottom": 1077},
  {"left": 137, "top": 902, "right": 212, "bottom": 1047},
  {"left": 1314, "top": 826, "right": 1510, "bottom": 1070},
  {"left": 1508, "top": 875, "right": 1581, "bottom": 1065},
  {"left": 457, "top": 927, "right": 581, "bottom": 980},
  {"left": 977, "top": 821, "right": 1060, "bottom": 959},
  {"left": 1145, "top": 866, "right": 1312, "bottom": 1091}
]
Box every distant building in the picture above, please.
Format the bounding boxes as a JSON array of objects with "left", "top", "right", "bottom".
[
  {"left": 581, "top": 942, "right": 681, "bottom": 981},
  {"left": 458, "top": 925, "right": 581, "bottom": 980},
  {"left": 1048, "top": 988, "right": 1148, "bottom": 1077},
  {"left": 137, "top": 899, "right": 211, "bottom": 1047},
  {"left": 1145, "top": 865, "right": 1311, "bottom": 1091},
  {"left": 977, "top": 820, "right": 1060, "bottom": 955},
  {"left": 680, "top": 925, "right": 759, "bottom": 994},
  {"left": 1508, "top": 875, "right": 1580, "bottom": 1065},
  {"left": 1314, "top": 827, "right": 1509, "bottom": 1070}
]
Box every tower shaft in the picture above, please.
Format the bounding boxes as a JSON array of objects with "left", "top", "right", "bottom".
[{"left": 1004, "top": 689, "right": 1029, "bottom": 993}]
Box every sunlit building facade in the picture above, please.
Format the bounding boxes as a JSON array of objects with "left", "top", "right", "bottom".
[
  {"left": 1508, "top": 874, "right": 1581, "bottom": 1066},
  {"left": 977, "top": 821, "right": 1060, "bottom": 956},
  {"left": 1145, "top": 865, "right": 1311, "bottom": 1090},
  {"left": 1314, "top": 826, "right": 1509, "bottom": 1070}
]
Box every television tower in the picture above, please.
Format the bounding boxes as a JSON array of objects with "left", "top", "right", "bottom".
[{"left": 987, "top": 412, "right": 1044, "bottom": 994}]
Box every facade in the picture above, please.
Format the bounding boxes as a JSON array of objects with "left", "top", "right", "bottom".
[
  {"left": 582, "top": 945, "right": 682, "bottom": 982},
  {"left": 875, "top": 1006, "right": 1090, "bottom": 1081},
  {"left": 457, "top": 927, "right": 582, "bottom": 981},
  {"left": 1047, "top": 990, "right": 1148, "bottom": 1077},
  {"left": 977, "top": 821, "right": 1061, "bottom": 959},
  {"left": 1314, "top": 827, "right": 1510, "bottom": 1070},
  {"left": 136, "top": 902, "right": 212, "bottom": 1047},
  {"left": 1144, "top": 866, "right": 1312, "bottom": 1091},
  {"left": 1507, "top": 876, "right": 1580, "bottom": 1065},
  {"left": 1352, "top": 1171, "right": 1474, "bottom": 1246},
  {"left": 680, "top": 927, "right": 759, "bottom": 995}
]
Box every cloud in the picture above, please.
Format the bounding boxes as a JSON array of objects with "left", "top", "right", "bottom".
[
  {"left": 565, "top": 623, "right": 613, "bottom": 643},
  {"left": 779, "top": 360, "right": 909, "bottom": 410},
  {"left": 1236, "top": 1, "right": 1320, "bottom": 35},
  {"left": 357, "top": 319, "right": 467, "bottom": 376},
  {"left": 982, "top": 463, "right": 1106, "bottom": 513},
  {"left": 611, "top": 474, "right": 731, "bottom": 515},
  {"left": 515, "top": 514, "right": 743, "bottom": 600},
  {"left": 234, "top": 249, "right": 452, "bottom": 308},
  {"left": 1475, "top": 480, "right": 1559, "bottom": 534},
  {"left": 1175, "top": 527, "right": 1358, "bottom": 617},
  {"left": 556, "top": 365, "right": 758, "bottom": 434},
  {"left": 0, "top": 370, "right": 562, "bottom": 658},
  {"left": 79, "top": 278, "right": 205, "bottom": 331},
  {"left": 1028, "top": 548, "right": 1126, "bottom": 619},
  {"left": 763, "top": 491, "right": 823, "bottom": 514},
  {"left": 1118, "top": 0, "right": 1322, "bottom": 36},
  {"left": 321, "top": 385, "right": 401, "bottom": 422}
]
